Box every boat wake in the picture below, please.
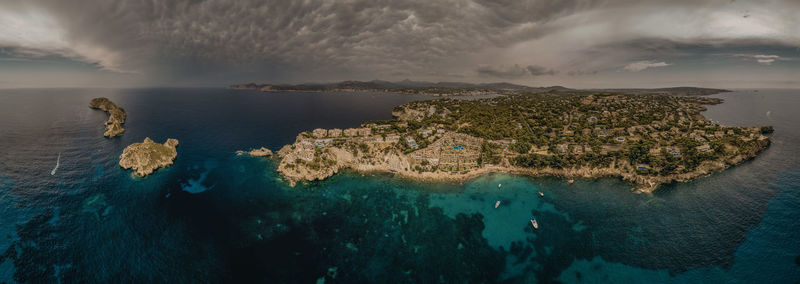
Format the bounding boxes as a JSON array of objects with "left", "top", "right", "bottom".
[{"left": 51, "top": 153, "right": 60, "bottom": 176}]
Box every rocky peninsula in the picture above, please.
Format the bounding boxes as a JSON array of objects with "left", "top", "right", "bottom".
[
  {"left": 119, "top": 137, "right": 179, "bottom": 177},
  {"left": 89, "top": 97, "right": 126, "bottom": 137},
  {"left": 263, "top": 92, "right": 770, "bottom": 192}
]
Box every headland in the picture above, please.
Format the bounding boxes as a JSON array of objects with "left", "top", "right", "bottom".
[{"left": 252, "top": 90, "right": 770, "bottom": 192}]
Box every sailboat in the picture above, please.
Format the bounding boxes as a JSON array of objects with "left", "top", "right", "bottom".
[{"left": 51, "top": 153, "right": 60, "bottom": 176}]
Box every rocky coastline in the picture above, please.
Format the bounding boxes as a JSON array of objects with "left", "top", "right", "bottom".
[
  {"left": 119, "top": 137, "right": 179, "bottom": 177},
  {"left": 270, "top": 133, "right": 769, "bottom": 192},
  {"left": 89, "top": 97, "right": 126, "bottom": 138},
  {"left": 254, "top": 93, "right": 772, "bottom": 192}
]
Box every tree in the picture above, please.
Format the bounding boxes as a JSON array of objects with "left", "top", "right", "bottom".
[
  {"left": 511, "top": 141, "right": 532, "bottom": 154},
  {"left": 627, "top": 140, "right": 651, "bottom": 165}
]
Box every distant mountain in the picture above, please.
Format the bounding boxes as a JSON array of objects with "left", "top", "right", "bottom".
[
  {"left": 591, "top": 87, "right": 731, "bottom": 96},
  {"left": 228, "top": 80, "right": 540, "bottom": 96},
  {"left": 230, "top": 80, "right": 534, "bottom": 90},
  {"left": 229, "top": 80, "right": 729, "bottom": 97}
]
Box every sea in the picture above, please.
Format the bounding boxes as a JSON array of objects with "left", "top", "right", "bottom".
[{"left": 0, "top": 88, "right": 798, "bottom": 283}]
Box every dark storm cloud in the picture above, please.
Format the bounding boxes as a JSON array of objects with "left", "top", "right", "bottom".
[
  {"left": 566, "top": 70, "right": 598, "bottom": 76},
  {"left": 526, "top": 65, "right": 559, "bottom": 76},
  {"left": 476, "top": 64, "right": 558, "bottom": 78},
  {"left": 476, "top": 64, "right": 530, "bottom": 78}
]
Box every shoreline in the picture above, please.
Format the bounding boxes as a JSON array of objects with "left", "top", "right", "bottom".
[
  {"left": 275, "top": 145, "right": 768, "bottom": 193},
  {"left": 270, "top": 131, "right": 770, "bottom": 193}
]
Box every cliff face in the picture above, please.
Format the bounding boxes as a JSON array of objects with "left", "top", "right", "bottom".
[
  {"left": 89, "top": 97, "right": 126, "bottom": 138},
  {"left": 119, "top": 137, "right": 179, "bottom": 177}
]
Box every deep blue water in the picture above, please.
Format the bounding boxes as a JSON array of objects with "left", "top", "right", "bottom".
[{"left": 0, "top": 88, "right": 798, "bottom": 283}]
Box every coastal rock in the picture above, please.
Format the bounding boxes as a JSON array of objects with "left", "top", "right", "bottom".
[
  {"left": 237, "top": 147, "right": 274, "bottom": 157},
  {"left": 119, "top": 137, "right": 179, "bottom": 177},
  {"left": 249, "top": 147, "right": 274, "bottom": 157},
  {"left": 89, "top": 97, "right": 126, "bottom": 138}
]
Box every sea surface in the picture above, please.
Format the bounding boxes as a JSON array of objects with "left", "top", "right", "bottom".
[{"left": 0, "top": 88, "right": 798, "bottom": 283}]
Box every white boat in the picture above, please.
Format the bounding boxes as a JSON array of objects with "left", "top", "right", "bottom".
[
  {"left": 51, "top": 153, "right": 60, "bottom": 176},
  {"left": 530, "top": 219, "right": 539, "bottom": 230},
  {"left": 498, "top": 183, "right": 502, "bottom": 188},
  {"left": 494, "top": 201, "right": 501, "bottom": 208},
  {"left": 538, "top": 191, "right": 544, "bottom": 197}
]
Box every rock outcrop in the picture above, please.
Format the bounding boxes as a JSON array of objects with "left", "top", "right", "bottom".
[
  {"left": 119, "top": 138, "right": 179, "bottom": 177},
  {"left": 89, "top": 97, "right": 126, "bottom": 137},
  {"left": 237, "top": 147, "right": 273, "bottom": 157}
]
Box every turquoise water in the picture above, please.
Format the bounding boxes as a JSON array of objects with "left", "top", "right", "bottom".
[{"left": 0, "top": 88, "right": 798, "bottom": 282}]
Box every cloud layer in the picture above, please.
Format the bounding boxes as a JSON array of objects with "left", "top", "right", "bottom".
[
  {"left": 623, "top": 61, "right": 672, "bottom": 72},
  {"left": 0, "top": 0, "right": 798, "bottom": 87},
  {"left": 476, "top": 64, "right": 558, "bottom": 78}
]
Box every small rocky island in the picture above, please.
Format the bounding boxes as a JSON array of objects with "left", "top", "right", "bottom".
[
  {"left": 119, "top": 137, "right": 179, "bottom": 177},
  {"left": 236, "top": 147, "right": 273, "bottom": 157},
  {"left": 89, "top": 97, "right": 126, "bottom": 137},
  {"left": 264, "top": 91, "right": 771, "bottom": 192}
]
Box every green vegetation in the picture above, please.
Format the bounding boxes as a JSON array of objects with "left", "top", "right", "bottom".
[{"left": 377, "top": 92, "right": 770, "bottom": 176}]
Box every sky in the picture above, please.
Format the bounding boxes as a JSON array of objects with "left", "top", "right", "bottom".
[{"left": 0, "top": 0, "right": 798, "bottom": 89}]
